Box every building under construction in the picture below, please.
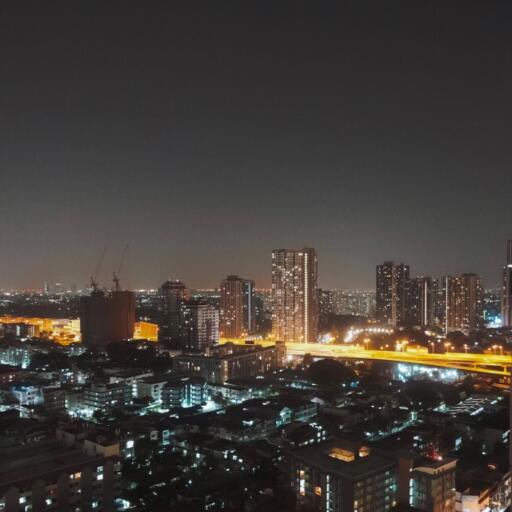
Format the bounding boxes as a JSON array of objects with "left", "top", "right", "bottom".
[{"left": 80, "top": 289, "right": 135, "bottom": 346}]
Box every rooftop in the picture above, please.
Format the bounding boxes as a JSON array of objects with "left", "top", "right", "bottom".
[
  {"left": 291, "top": 438, "right": 396, "bottom": 480},
  {"left": 0, "top": 438, "right": 105, "bottom": 491}
]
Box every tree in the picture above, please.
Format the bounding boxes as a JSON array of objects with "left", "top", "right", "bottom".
[
  {"left": 105, "top": 341, "right": 157, "bottom": 367},
  {"left": 302, "top": 353, "right": 314, "bottom": 368},
  {"left": 403, "top": 380, "right": 440, "bottom": 409},
  {"left": 307, "top": 359, "right": 356, "bottom": 386},
  {"left": 28, "top": 351, "right": 69, "bottom": 371}
]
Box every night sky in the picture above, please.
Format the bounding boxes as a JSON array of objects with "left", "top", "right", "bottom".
[{"left": 1, "top": 1, "right": 511, "bottom": 290}]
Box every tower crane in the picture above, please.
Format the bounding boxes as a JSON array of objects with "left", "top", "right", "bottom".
[
  {"left": 113, "top": 244, "right": 129, "bottom": 292},
  {"left": 90, "top": 247, "right": 107, "bottom": 292}
]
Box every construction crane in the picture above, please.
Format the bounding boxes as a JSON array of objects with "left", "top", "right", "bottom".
[
  {"left": 113, "top": 244, "right": 129, "bottom": 292},
  {"left": 90, "top": 247, "right": 107, "bottom": 292}
]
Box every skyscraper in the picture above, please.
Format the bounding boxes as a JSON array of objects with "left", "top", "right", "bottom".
[
  {"left": 271, "top": 248, "right": 318, "bottom": 343},
  {"left": 502, "top": 239, "right": 512, "bottom": 328},
  {"left": 159, "top": 280, "right": 189, "bottom": 344},
  {"left": 220, "top": 275, "right": 255, "bottom": 338},
  {"left": 407, "top": 276, "right": 436, "bottom": 327},
  {"left": 442, "top": 274, "right": 483, "bottom": 334},
  {"left": 376, "top": 262, "right": 395, "bottom": 324},
  {"left": 395, "top": 263, "right": 410, "bottom": 324},
  {"left": 242, "top": 278, "right": 256, "bottom": 334},
  {"left": 181, "top": 300, "right": 219, "bottom": 353},
  {"left": 376, "top": 262, "right": 409, "bottom": 326}
]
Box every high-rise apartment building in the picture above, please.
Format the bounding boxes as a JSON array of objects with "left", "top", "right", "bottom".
[
  {"left": 159, "top": 280, "right": 189, "bottom": 344},
  {"left": 408, "top": 277, "right": 437, "bottom": 327},
  {"left": 376, "top": 262, "right": 395, "bottom": 324},
  {"left": 502, "top": 239, "right": 512, "bottom": 328},
  {"left": 407, "top": 278, "right": 423, "bottom": 326},
  {"left": 271, "top": 248, "right": 318, "bottom": 343},
  {"left": 219, "top": 275, "right": 255, "bottom": 338},
  {"left": 442, "top": 274, "right": 484, "bottom": 334},
  {"left": 181, "top": 300, "right": 219, "bottom": 353},
  {"left": 376, "top": 262, "right": 409, "bottom": 326},
  {"left": 395, "top": 263, "right": 410, "bottom": 325}
]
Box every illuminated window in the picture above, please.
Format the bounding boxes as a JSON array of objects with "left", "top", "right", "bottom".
[
  {"left": 329, "top": 447, "right": 355, "bottom": 462},
  {"left": 315, "top": 486, "right": 322, "bottom": 496},
  {"left": 359, "top": 446, "right": 370, "bottom": 458}
]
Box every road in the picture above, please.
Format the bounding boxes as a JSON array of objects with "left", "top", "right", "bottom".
[{"left": 221, "top": 339, "right": 512, "bottom": 377}]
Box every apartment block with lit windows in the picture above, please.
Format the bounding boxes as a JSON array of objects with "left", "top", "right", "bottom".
[
  {"left": 376, "top": 261, "right": 410, "bottom": 326},
  {"left": 289, "top": 439, "right": 398, "bottom": 512},
  {"left": 441, "top": 274, "right": 484, "bottom": 334},
  {"left": 271, "top": 248, "right": 318, "bottom": 343},
  {"left": 220, "top": 275, "right": 255, "bottom": 338},
  {"left": 181, "top": 300, "right": 219, "bottom": 353},
  {"left": 0, "top": 438, "right": 120, "bottom": 512},
  {"left": 501, "top": 239, "right": 512, "bottom": 327},
  {"left": 158, "top": 279, "right": 189, "bottom": 344},
  {"left": 409, "top": 458, "right": 457, "bottom": 512}
]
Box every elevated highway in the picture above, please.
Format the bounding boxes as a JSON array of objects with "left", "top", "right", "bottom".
[{"left": 222, "top": 339, "right": 512, "bottom": 377}]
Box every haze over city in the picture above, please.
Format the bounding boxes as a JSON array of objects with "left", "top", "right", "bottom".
[{"left": 1, "top": 1, "right": 511, "bottom": 290}]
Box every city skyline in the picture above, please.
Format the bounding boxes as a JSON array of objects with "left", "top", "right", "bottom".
[
  {"left": 1, "top": 242, "right": 509, "bottom": 293},
  {"left": 1, "top": 3, "right": 511, "bottom": 512},
  {"left": 1, "top": 1, "right": 511, "bottom": 290}
]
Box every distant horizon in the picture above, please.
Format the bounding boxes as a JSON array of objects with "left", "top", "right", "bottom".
[{"left": 0, "top": 240, "right": 510, "bottom": 291}]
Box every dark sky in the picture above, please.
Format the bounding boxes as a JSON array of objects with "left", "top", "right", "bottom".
[{"left": 1, "top": 1, "right": 511, "bottom": 291}]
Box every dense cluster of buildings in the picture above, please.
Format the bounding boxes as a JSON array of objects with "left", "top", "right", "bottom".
[
  {"left": 0, "top": 241, "right": 511, "bottom": 511},
  {"left": 373, "top": 240, "right": 512, "bottom": 335},
  {"left": 0, "top": 328, "right": 510, "bottom": 511},
  {"left": 376, "top": 262, "right": 485, "bottom": 334},
  {"left": 10, "top": 240, "right": 511, "bottom": 354}
]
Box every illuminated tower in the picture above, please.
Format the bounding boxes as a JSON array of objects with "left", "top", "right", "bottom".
[
  {"left": 442, "top": 274, "right": 483, "bottom": 334},
  {"left": 502, "top": 239, "right": 512, "bottom": 327},
  {"left": 159, "top": 280, "right": 189, "bottom": 344},
  {"left": 407, "top": 276, "right": 436, "bottom": 327},
  {"left": 220, "top": 275, "right": 255, "bottom": 338},
  {"left": 376, "top": 262, "right": 409, "bottom": 326},
  {"left": 395, "top": 263, "right": 410, "bottom": 324},
  {"left": 376, "top": 262, "right": 395, "bottom": 324},
  {"left": 181, "top": 300, "right": 219, "bottom": 353},
  {"left": 271, "top": 248, "right": 318, "bottom": 343}
]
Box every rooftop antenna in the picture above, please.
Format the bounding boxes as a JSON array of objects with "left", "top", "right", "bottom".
[
  {"left": 90, "top": 247, "right": 107, "bottom": 292},
  {"left": 113, "top": 244, "right": 129, "bottom": 292}
]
